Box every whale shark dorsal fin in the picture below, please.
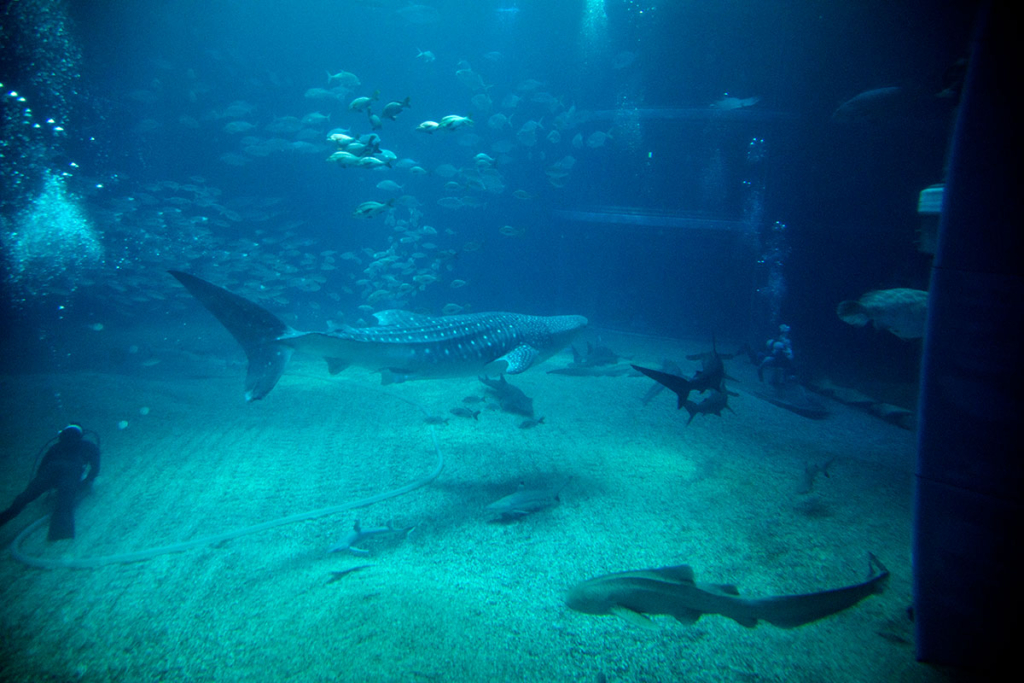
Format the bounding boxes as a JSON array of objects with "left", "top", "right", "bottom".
[
  {"left": 495, "top": 344, "right": 539, "bottom": 374},
  {"left": 610, "top": 606, "right": 659, "bottom": 630},
  {"left": 373, "top": 309, "right": 434, "bottom": 327}
]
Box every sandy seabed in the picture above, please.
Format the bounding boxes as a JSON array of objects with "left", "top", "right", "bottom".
[{"left": 0, "top": 329, "right": 955, "bottom": 683}]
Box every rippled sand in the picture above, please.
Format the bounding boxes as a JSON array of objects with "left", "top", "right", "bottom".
[{"left": 0, "top": 327, "right": 945, "bottom": 683}]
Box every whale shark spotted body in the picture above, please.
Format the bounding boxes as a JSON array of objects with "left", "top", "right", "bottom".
[{"left": 170, "top": 271, "right": 587, "bottom": 400}]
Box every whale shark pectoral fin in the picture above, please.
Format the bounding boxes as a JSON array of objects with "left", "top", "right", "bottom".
[
  {"left": 491, "top": 344, "right": 539, "bottom": 375},
  {"left": 325, "top": 357, "right": 349, "bottom": 375},
  {"left": 610, "top": 606, "right": 659, "bottom": 630}
]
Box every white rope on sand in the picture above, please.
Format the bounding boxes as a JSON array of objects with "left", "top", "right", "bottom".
[{"left": 10, "top": 382, "right": 444, "bottom": 569}]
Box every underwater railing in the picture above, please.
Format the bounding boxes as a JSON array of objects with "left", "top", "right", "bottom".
[
  {"left": 554, "top": 208, "right": 746, "bottom": 232},
  {"left": 586, "top": 108, "right": 798, "bottom": 123},
  {"left": 9, "top": 384, "right": 444, "bottom": 569}
]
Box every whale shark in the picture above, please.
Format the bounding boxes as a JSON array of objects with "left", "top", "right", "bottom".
[{"left": 169, "top": 271, "right": 587, "bottom": 400}]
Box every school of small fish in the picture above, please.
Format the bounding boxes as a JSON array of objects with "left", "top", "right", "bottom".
[
  {"left": 75, "top": 29, "right": 757, "bottom": 326},
  {"left": 99, "top": 45, "right": 646, "bottom": 322}
]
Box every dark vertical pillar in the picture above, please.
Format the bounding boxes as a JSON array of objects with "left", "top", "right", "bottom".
[{"left": 914, "top": 2, "right": 1024, "bottom": 669}]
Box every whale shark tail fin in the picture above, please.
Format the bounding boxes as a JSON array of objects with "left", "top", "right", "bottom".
[{"left": 169, "top": 271, "right": 294, "bottom": 401}]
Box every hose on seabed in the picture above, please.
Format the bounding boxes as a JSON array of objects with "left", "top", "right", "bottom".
[{"left": 10, "top": 381, "right": 444, "bottom": 569}]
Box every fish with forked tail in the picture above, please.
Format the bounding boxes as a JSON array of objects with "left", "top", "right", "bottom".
[
  {"left": 683, "top": 385, "right": 735, "bottom": 424},
  {"left": 797, "top": 456, "right": 838, "bottom": 494},
  {"left": 640, "top": 359, "right": 683, "bottom": 405},
  {"left": 479, "top": 375, "right": 535, "bottom": 416},
  {"left": 632, "top": 365, "right": 714, "bottom": 407},
  {"left": 633, "top": 339, "right": 727, "bottom": 407}
]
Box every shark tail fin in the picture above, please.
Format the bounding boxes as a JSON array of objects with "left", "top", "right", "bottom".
[
  {"left": 632, "top": 365, "right": 693, "bottom": 408},
  {"left": 867, "top": 553, "right": 890, "bottom": 589},
  {"left": 169, "top": 271, "right": 293, "bottom": 401}
]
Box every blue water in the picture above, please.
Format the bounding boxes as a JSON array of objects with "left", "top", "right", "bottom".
[
  {"left": 1, "top": 0, "right": 971, "bottom": 386},
  {"left": 0, "top": 2, "right": 982, "bottom": 679}
]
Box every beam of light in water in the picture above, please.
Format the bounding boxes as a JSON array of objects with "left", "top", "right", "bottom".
[
  {"left": 612, "top": 99, "right": 643, "bottom": 155},
  {"left": 579, "top": 0, "right": 608, "bottom": 66}
]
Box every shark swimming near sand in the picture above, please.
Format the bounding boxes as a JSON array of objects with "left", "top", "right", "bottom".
[
  {"left": 486, "top": 478, "right": 570, "bottom": 520},
  {"left": 566, "top": 554, "right": 889, "bottom": 629},
  {"left": 329, "top": 520, "right": 415, "bottom": 556},
  {"left": 170, "top": 271, "right": 587, "bottom": 400},
  {"left": 632, "top": 339, "right": 728, "bottom": 408}
]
